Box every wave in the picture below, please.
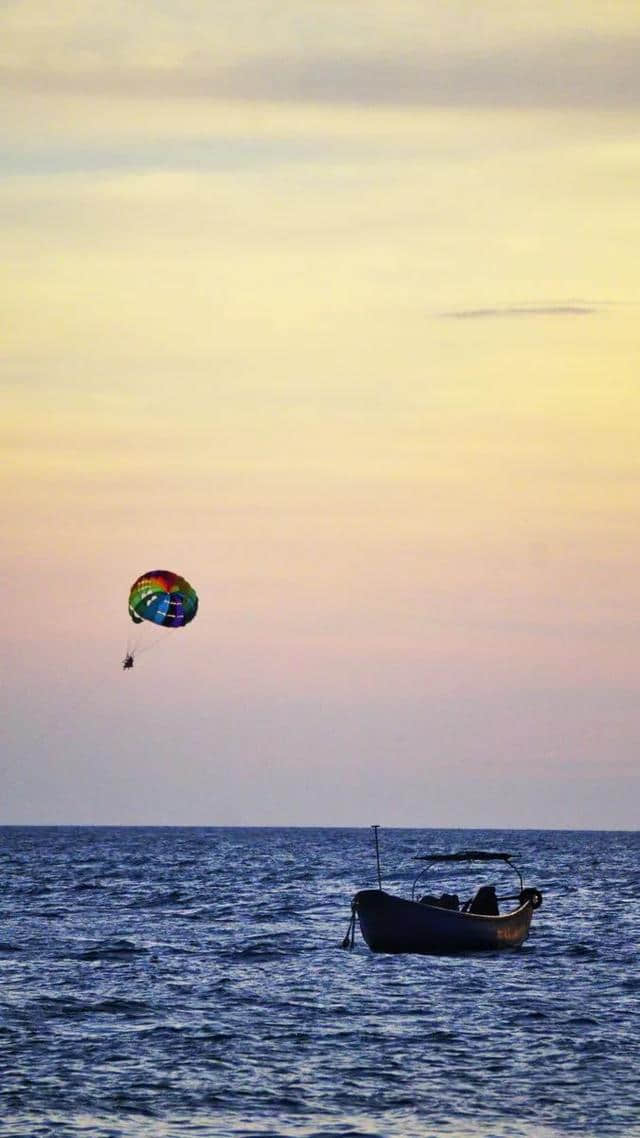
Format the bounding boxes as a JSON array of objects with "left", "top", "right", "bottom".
[{"left": 79, "top": 938, "right": 149, "bottom": 961}]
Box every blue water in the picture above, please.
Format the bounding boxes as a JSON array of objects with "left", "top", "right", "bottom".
[{"left": 0, "top": 827, "right": 638, "bottom": 1138}]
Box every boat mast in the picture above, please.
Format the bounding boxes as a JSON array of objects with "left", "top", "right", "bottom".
[{"left": 372, "top": 824, "right": 383, "bottom": 890}]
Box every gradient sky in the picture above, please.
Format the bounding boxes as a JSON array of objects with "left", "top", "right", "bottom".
[{"left": 2, "top": 2, "right": 639, "bottom": 827}]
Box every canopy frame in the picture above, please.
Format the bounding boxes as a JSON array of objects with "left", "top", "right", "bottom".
[{"left": 411, "top": 850, "right": 524, "bottom": 899}]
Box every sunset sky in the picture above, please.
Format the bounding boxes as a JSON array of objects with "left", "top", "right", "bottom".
[{"left": 2, "top": 2, "right": 639, "bottom": 827}]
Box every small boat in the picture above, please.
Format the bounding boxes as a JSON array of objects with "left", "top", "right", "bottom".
[{"left": 342, "top": 833, "right": 542, "bottom": 955}]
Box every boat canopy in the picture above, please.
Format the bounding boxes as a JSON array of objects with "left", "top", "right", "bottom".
[
  {"left": 414, "top": 850, "right": 517, "bottom": 863},
  {"left": 411, "top": 849, "right": 525, "bottom": 897}
]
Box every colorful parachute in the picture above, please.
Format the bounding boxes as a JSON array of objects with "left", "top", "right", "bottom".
[{"left": 128, "top": 570, "right": 198, "bottom": 628}]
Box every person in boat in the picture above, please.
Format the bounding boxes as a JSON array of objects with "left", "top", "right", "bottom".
[
  {"left": 122, "top": 653, "right": 135, "bottom": 670},
  {"left": 466, "top": 885, "right": 499, "bottom": 915}
]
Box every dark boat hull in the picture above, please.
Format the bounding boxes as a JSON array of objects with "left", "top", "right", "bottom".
[{"left": 355, "top": 889, "right": 534, "bottom": 954}]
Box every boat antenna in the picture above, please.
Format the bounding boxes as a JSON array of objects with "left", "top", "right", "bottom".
[{"left": 372, "top": 824, "right": 383, "bottom": 891}]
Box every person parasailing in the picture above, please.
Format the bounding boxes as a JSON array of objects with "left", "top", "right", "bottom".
[{"left": 122, "top": 570, "right": 199, "bottom": 671}]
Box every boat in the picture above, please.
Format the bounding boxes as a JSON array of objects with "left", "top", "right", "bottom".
[{"left": 342, "top": 834, "right": 542, "bottom": 955}]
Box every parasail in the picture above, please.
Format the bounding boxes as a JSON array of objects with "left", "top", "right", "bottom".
[{"left": 128, "top": 570, "right": 198, "bottom": 628}]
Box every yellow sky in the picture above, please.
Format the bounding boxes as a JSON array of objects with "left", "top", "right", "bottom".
[{"left": 2, "top": 3, "right": 640, "bottom": 825}]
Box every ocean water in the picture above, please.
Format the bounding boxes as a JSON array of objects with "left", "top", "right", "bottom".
[{"left": 0, "top": 826, "right": 638, "bottom": 1138}]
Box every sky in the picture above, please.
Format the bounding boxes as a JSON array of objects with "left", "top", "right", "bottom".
[{"left": 2, "top": 1, "right": 639, "bottom": 828}]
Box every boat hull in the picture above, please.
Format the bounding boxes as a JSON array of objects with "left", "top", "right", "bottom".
[{"left": 355, "top": 889, "right": 534, "bottom": 954}]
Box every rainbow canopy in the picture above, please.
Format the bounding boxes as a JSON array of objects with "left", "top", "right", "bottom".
[{"left": 128, "top": 570, "right": 198, "bottom": 628}]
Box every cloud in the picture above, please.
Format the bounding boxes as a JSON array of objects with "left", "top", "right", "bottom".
[
  {"left": 441, "top": 304, "right": 598, "bottom": 320},
  {"left": 2, "top": 33, "right": 640, "bottom": 109},
  {"left": 218, "top": 36, "right": 640, "bottom": 110}
]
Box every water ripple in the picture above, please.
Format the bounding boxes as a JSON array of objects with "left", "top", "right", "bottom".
[{"left": 0, "top": 826, "right": 638, "bottom": 1138}]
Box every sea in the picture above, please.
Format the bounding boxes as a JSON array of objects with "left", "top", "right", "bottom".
[{"left": 0, "top": 826, "right": 638, "bottom": 1138}]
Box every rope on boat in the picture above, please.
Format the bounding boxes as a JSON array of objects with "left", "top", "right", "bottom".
[{"left": 341, "top": 897, "right": 358, "bottom": 950}]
